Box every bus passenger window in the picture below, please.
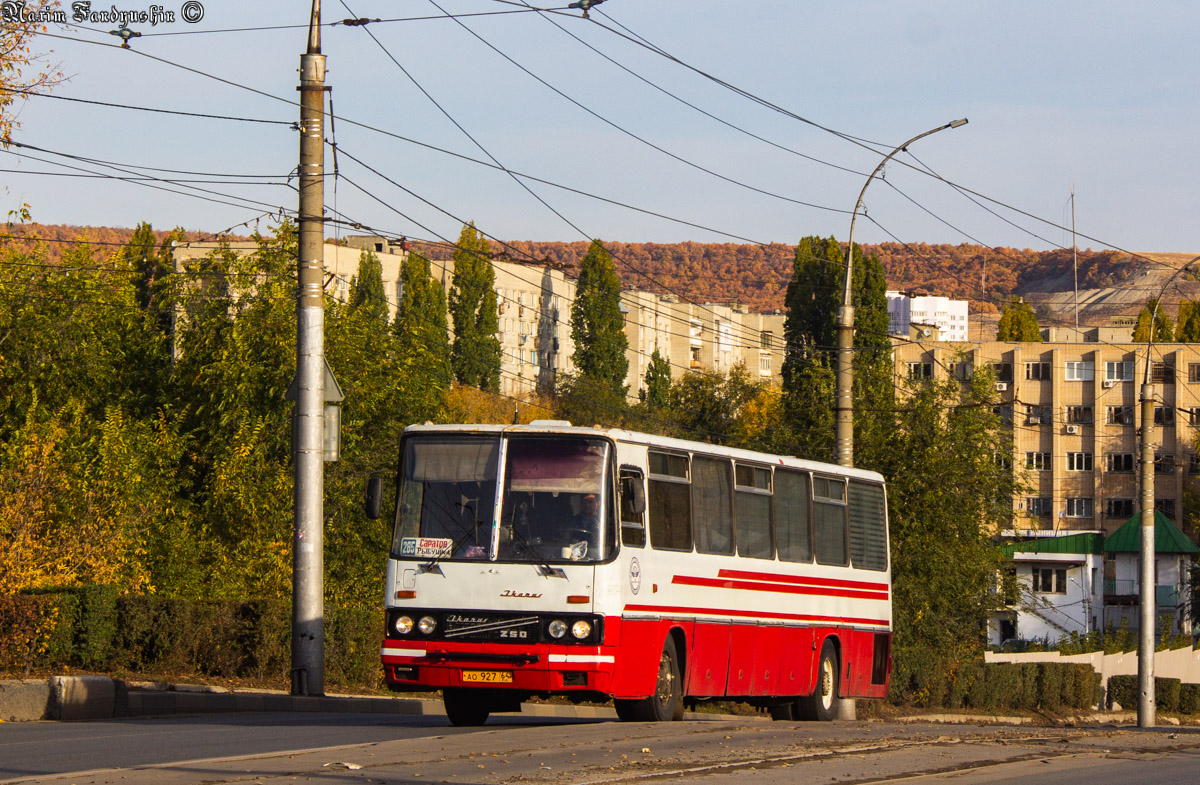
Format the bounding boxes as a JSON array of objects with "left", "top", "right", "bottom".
[
  {"left": 648, "top": 450, "right": 692, "bottom": 551},
  {"left": 735, "top": 464, "right": 772, "bottom": 559},
  {"left": 692, "top": 457, "right": 733, "bottom": 555},
  {"left": 774, "top": 470, "right": 811, "bottom": 562},
  {"left": 813, "top": 476, "right": 848, "bottom": 566},
  {"left": 620, "top": 470, "right": 646, "bottom": 548},
  {"left": 848, "top": 481, "right": 888, "bottom": 571}
]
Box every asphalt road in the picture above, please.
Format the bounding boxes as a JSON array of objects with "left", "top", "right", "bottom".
[{"left": 4, "top": 713, "right": 1200, "bottom": 785}]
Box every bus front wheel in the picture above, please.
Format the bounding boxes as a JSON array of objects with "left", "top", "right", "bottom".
[
  {"left": 614, "top": 636, "right": 684, "bottom": 722},
  {"left": 443, "top": 688, "right": 490, "bottom": 726}
]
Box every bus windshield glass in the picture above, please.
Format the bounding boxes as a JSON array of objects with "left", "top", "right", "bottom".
[
  {"left": 392, "top": 436, "right": 499, "bottom": 561},
  {"left": 498, "top": 437, "right": 612, "bottom": 563},
  {"left": 391, "top": 434, "right": 612, "bottom": 563}
]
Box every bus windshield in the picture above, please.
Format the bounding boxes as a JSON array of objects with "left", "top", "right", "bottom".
[{"left": 391, "top": 434, "right": 613, "bottom": 563}]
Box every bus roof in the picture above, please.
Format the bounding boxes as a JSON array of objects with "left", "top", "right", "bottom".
[{"left": 401, "top": 422, "right": 886, "bottom": 484}]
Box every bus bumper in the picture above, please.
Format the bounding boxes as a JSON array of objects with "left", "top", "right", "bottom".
[{"left": 381, "top": 641, "right": 617, "bottom": 694}]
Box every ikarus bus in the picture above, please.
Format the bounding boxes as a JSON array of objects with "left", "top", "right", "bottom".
[{"left": 365, "top": 420, "right": 892, "bottom": 725}]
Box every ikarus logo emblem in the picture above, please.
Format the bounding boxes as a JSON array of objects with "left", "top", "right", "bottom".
[{"left": 500, "top": 590, "right": 542, "bottom": 598}]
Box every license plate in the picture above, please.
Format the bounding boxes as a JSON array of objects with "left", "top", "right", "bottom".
[{"left": 462, "top": 669, "right": 513, "bottom": 684}]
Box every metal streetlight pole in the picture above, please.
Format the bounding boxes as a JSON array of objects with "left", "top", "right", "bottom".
[{"left": 836, "top": 119, "right": 968, "bottom": 468}]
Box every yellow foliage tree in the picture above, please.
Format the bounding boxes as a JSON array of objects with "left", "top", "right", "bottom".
[{"left": 1, "top": 1, "right": 66, "bottom": 143}]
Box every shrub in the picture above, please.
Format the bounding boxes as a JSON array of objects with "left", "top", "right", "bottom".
[
  {"left": 1038, "top": 663, "right": 1064, "bottom": 711},
  {"left": 1107, "top": 675, "right": 1136, "bottom": 709},
  {"left": 1180, "top": 683, "right": 1200, "bottom": 715},
  {"left": 1157, "top": 677, "right": 1182, "bottom": 712}
]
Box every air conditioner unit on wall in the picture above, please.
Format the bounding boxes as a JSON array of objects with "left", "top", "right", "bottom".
[
  {"left": 1102, "top": 380, "right": 1116, "bottom": 388},
  {"left": 1065, "top": 424, "right": 1080, "bottom": 435},
  {"left": 995, "top": 382, "right": 1008, "bottom": 392}
]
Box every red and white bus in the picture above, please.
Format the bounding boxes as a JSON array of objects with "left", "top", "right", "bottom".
[{"left": 367, "top": 421, "right": 891, "bottom": 725}]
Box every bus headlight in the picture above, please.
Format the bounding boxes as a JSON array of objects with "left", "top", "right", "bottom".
[
  {"left": 571, "top": 620, "right": 592, "bottom": 640},
  {"left": 418, "top": 616, "right": 437, "bottom": 635},
  {"left": 394, "top": 615, "right": 414, "bottom": 635},
  {"left": 548, "top": 619, "right": 568, "bottom": 639}
]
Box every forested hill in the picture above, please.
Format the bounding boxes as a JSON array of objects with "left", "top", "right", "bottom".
[
  {"left": 3, "top": 224, "right": 248, "bottom": 261},
  {"left": 8, "top": 225, "right": 1137, "bottom": 314},
  {"left": 421, "top": 240, "right": 1132, "bottom": 314}
]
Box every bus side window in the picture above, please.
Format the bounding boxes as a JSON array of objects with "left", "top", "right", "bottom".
[
  {"left": 692, "top": 457, "right": 733, "bottom": 555},
  {"left": 775, "top": 469, "right": 811, "bottom": 562},
  {"left": 648, "top": 450, "right": 693, "bottom": 551},
  {"left": 848, "top": 481, "right": 888, "bottom": 571},
  {"left": 734, "top": 463, "right": 773, "bottom": 559},
  {"left": 619, "top": 469, "right": 647, "bottom": 548},
  {"left": 813, "top": 476, "right": 848, "bottom": 566}
]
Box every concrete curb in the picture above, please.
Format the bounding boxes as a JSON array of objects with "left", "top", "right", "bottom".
[{"left": 1, "top": 677, "right": 763, "bottom": 723}]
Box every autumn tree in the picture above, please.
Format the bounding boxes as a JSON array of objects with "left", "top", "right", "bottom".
[
  {"left": 348, "top": 248, "right": 388, "bottom": 324},
  {"left": 448, "top": 223, "right": 501, "bottom": 391},
  {"left": 394, "top": 250, "right": 452, "bottom": 411},
  {"left": 570, "top": 240, "right": 628, "bottom": 397},
  {"left": 1133, "top": 298, "right": 1175, "bottom": 342},
  {"left": 996, "top": 298, "right": 1042, "bottom": 341},
  {"left": 1178, "top": 300, "right": 1200, "bottom": 343},
  {"left": 0, "top": 1, "right": 65, "bottom": 143}
]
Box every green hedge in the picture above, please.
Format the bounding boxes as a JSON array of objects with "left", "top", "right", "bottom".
[
  {"left": 1107, "top": 674, "right": 1184, "bottom": 712},
  {"left": 891, "top": 654, "right": 1100, "bottom": 713},
  {"left": 0, "top": 588, "right": 382, "bottom": 690}
]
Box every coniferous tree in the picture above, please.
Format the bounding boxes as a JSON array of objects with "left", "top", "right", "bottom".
[
  {"left": 448, "top": 223, "right": 501, "bottom": 391},
  {"left": 1178, "top": 300, "right": 1200, "bottom": 343},
  {"left": 570, "top": 239, "right": 628, "bottom": 396},
  {"left": 996, "top": 298, "right": 1042, "bottom": 341},
  {"left": 349, "top": 249, "right": 388, "bottom": 324}
]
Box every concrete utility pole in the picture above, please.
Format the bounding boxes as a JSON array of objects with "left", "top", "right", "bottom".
[
  {"left": 1138, "top": 376, "right": 1155, "bottom": 727},
  {"left": 292, "top": 0, "right": 326, "bottom": 697},
  {"left": 836, "top": 118, "right": 967, "bottom": 468}
]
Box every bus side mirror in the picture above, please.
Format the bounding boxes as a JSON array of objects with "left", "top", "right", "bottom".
[
  {"left": 365, "top": 475, "right": 383, "bottom": 520},
  {"left": 621, "top": 476, "right": 646, "bottom": 515}
]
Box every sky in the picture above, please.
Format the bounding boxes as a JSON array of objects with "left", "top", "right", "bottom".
[{"left": 4, "top": 1, "right": 1199, "bottom": 256}]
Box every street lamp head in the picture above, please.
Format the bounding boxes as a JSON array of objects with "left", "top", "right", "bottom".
[{"left": 949, "top": 118, "right": 969, "bottom": 129}]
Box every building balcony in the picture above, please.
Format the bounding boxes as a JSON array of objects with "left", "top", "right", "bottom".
[{"left": 1103, "top": 579, "right": 1181, "bottom": 607}]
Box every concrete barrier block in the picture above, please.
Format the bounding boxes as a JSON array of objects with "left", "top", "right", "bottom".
[
  {"left": 52, "top": 676, "right": 115, "bottom": 721},
  {"left": 0, "top": 679, "right": 53, "bottom": 721}
]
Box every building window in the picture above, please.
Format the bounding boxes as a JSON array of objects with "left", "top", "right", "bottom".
[
  {"left": 1156, "top": 498, "right": 1177, "bottom": 518},
  {"left": 1106, "top": 498, "right": 1134, "bottom": 518},
  {"left": 1065, "top": 361, "right": 1094, "bottom": 381},
  {"left": 1106, "top": 453, "right": 1135, "bottom": 473},
  {"left": 906, "top": 362, "right": 933, "bottom": 380},
  {"left": 1026, "top": 497, "right": 1052, "bottom": 516},
  {"left": 1106, "top": 361, "right": 1134, "bottom": 381},
  {"left": 1152, "top": 362, "right": 1174, "bottom": 384},
  {"left": 1154, "top": 406, "right": 1176, "bottom": 426},
  {"left": 1066, "top": 405, "right": 1093, "bottom": 424},
  {"left": 950, "top": 362, "right": 973, "bottom": 381},
  {"left": 1189, "top": 363, "right": 1200, "bottom": 384},
  {"left": 1025, "top": 452, "right": 1051, "bottom": 471},
  {"left": 1064, "top": 498, "right": 1093, "bottom": 518},
  {"left": 759, "top": 355, "right": 771, "bottom": 374},
  {"left": 1066, "top": 452, "right": 1093, "bottom": 471},
  {"left": 1034, "top": 567, "right": 1067, "bottom": 594},
  {"left": 1155, "top": 452, "right": 1175, "bottom": 474},
  {"left": 1025, "top": 361, "right": 1051, "bottom": 381},
  {"left": 992, "top": 404, "right": 1013, "bottom": 424},
  {"left": 992, "top": 362, "right": 1013, "bottom": 383},
  {"left": 760, "top": 331, "right": 774, "bottom": 349},
  {"left": 1025, "top": 405, "right": 1051, "bottom": 425},
  {"left": 1107, "top": 405, "right": 1134, "bottom": 425}
]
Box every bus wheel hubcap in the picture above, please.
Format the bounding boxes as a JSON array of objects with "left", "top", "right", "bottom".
[{"left": 656, "top": 652, "right": 674, "bottom": 707}]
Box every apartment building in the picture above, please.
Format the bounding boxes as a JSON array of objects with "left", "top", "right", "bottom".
[
  {"left": 894, "top": 338, "right": 1200, "bottom": 535},
  {"left": 887, "top": 291, "right": 970, "bottom": 343},
  {"left": 175, "top": 237, "right": 787, "bottom": 400}
]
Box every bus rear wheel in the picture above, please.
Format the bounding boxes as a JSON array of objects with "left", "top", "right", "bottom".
[
  {"left": 443, "top": 688, "right": 490, "bottom": 726},
  {"left": 614, "top": 636, "right": 684, "bottom": 722},
  {"left": 797, "top": 640, "right": 839, "bottom": 722}
]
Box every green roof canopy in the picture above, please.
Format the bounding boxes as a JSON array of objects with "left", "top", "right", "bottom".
[
  {"left": 998, "top": 531, "right": 1103, "bottom": 558},
  {"left": 1103, "top": 511, "right": 1200, "bottom": 554}
]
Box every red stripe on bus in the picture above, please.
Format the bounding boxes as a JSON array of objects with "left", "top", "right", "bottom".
[
  {"left": 674, "top": 574, "right": 889, "bottom": 601},
  {"left": 716, "top": 569, "right": 888, "bottom": 593},
  {"left": 624, "top": 603, "right": 889, "bottom": 627}
]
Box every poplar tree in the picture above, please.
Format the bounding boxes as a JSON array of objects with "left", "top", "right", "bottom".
[
  {"left": 448, "top": 223, "right": 501, "bottom": 391},
  {"left": 1133, "top": 298, "right": 1175, "bottom": 342},
  {"left": 639, "top": 349, "right": 671, "bottom": 409},
  {"left": 349, "top": 249, "right": 388, "bottom": 324},
  {"left": 570, "top": 239, "right": 628, "bottom": 396},
  {"left": 394, "top": 250, "right": 452, "bottom": 395},
  {"left": 996, "top": 298, "right": 1042, "bottom": 341}
]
